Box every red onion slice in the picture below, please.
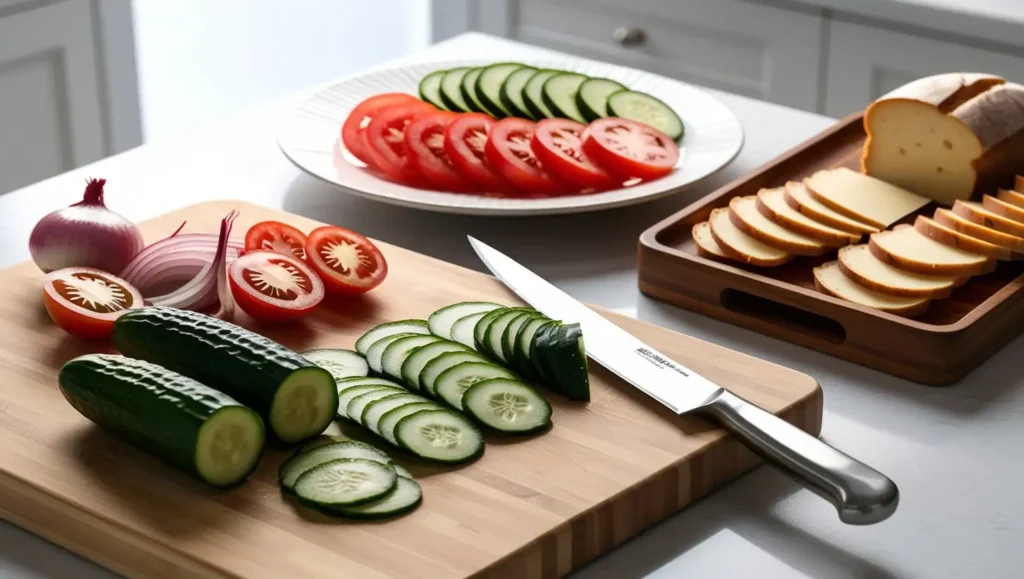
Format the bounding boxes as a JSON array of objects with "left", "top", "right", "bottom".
[
  {"left": 120, "top": 233, "right": 243, "bottom": 283},
  {"left": 147, "top": 211, "right": 239, "bottom": 312}
]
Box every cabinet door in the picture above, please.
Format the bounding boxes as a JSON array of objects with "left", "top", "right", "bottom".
[
  {"left": 825, "top": 19, "right": 1024, "bottom": 118},
  {"left": 0, "top": 0, "right": 105, "bottom": 194}
]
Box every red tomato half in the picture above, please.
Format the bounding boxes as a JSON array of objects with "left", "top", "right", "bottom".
[
  {"left": 404, "top": 111, "right": 474, "bottom": 192},
  {"left": 304, "top": 225, "right": 388, "bottom": 296},
  {"left": 341, "top": 93, "right": 421, "bottom": 166},
  {"left": 244, "top": 220, "right": 308, "bottom": 261},
  {"left": 364, "top": 102, "right": 437, "bottom": 184},
  {"left": 229, "top": 251, "right": 324, "bottom": 323},
  {"left": 444, "top": 113, "right": 511, "bottom": 192},
  {"left": 43, "top": 267, "right": 143, "bottom": 338},
  {"left": 484, "top": 118, "right": 566, "bottom": 196},
  {"left": 531, "top": 118, "right": 616, "bottom": 189},
  {"left": 582, "top": 118, "right": 680, "bottom": 180}
]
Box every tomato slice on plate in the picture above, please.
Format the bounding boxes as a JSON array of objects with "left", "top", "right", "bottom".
[
  {"left": 582, "top": 118, "right": 680, "bottom": 180},
  {"left": 229, "top": 251, "right": 324, "bottom": 323},
  {"left": 484, "top": 118, "right": 567, "bottom": 196},
  {"left": 404, "top": 111, "right": 475, "bottom": 192},
  {"left": 42, "top": 267, "right": 143, "bottom": 338},
  {"left": 341, "top": 93, "right": 422, "bottom": 166},
  {"left": 304, "top": 225, "right": 388, "bottom": 296},
  {"left": 244, "top": 220, "right": 308, "bottom": 261},
  {"left": 364, "top": 102, "right": 436, "bottom": 184},
  {"left": 444, "top": 113, "right": 511, "bottom": 192},
  {"left": 531, "top": 118, "right": 616, "bottom": 189}
]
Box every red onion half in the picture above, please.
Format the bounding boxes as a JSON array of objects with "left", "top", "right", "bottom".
[{"left": 146, "top": 211, "right": 239, "bottom": 313}]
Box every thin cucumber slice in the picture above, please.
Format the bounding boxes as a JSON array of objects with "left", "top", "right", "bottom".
[
  {"left": 363, "top": 394, "right": 426, "bottom": 434},
  {"left": 473, "top": 307, "right": 510, "bottom": 352},
  {"left": 514, "top": 316, "right": 551, "bottom": 381},
  {"left": 329, "top": 476, "right": 422, "bottom": 519},
  {"left": 462, "top": 378, "right": 552, "bottom": 434},
  {"left": 394, "top": 409, "right": 484, "bottom": 464},
  {"left": 269, "top": 368, "right": 340, "bottom": 443},
  {"left": 335, "top": 376, "right": 400, "bottom": 396},
  {"left": 542, "top": 72, "right": 589, "bottom": 123},
  {"left": 347, "top": 389, "right": 414, "bottom": 426},
  {"left": 576, "top": 77, "right": 627, "bottom": 122},
  {"left": 460, "top": 68, "right": 488, "bottom": 113},
  {"left": 547, "top": 323, "right": 590, "bottom": 401},
  {"left": 420, "top": 351, "right": 486, "bottom": 397},
  {"left": 484, "top": 309, "right": 533, "bottom": 363},
  {"left": 606, "top": 90, "right": 684, "bottom": 141},
  {"left": 502, "top": 313, "right": 536, "bottom": 364},
  {"left": 440, "top": 67, "right": 472, "bottom": 112},
  {"left": 530, "top": 321, "right": 561, "bottom": 385},
  {"left": 394, "top": 464, "right": 414, "bottom": 480},
  {"left": 355, "top": 320, "right": 429, "bottom": 355},
  {"left": 418, "top": 69, "right": 449, "bottom": 110},
  {"left": 337, "top": 383, "right": 404, "bottom": 420},
  {"left": 452, "top": 312, "right": 489, "bottom": 349},
  {"left": 366, "top": 333, "right": 420, "bottom": 374},
  {"left": 428, "top": 302, "right": 503, "bottom": 339},
  {"left": 380, "top": 335, "right": 443, "bottom": 383},
  {"left": 434, "top": 361, "right": 518, "bottom": 410},
  {"left": 301, "top": 349, "right": 369, "bottom": 381},
  {"left": 294, "top": 458, "right": 396, "bottom": 508},
  {"left": 278, "top": 440, "right": 392, "bottom": 490},
  {"left": 476, "top": 62, "right": 523, "bottom": 118},
  {"left": 500, "top": 66, "right": 539, "bottom": 119},
  {"left": 297, "top": 434, "right": 349, "bottom": 454},
  {"left": 401, "top": 340, "right": 472, "bottom": 390},
  {"left": 523, "top": 69, "right": 560, "bottom": 119},
  {"left": 379, "top": 402, "right": 438, "bottom": 446}
]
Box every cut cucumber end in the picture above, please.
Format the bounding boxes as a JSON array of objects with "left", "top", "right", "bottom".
[
  {"left": 195, "top": 406, "right": 265, "bottom": 487},
  {"left": 269, "top": 367, "right": 338, "bottom": 443},
  {"left": 394, "top": 409, "right": 484, "bottom": 464},
  {"left": 294, "top": 458, "right": 397, "bottom": 508},
  {"left": 462, "top": 378, "right": 552, "bottom": 434}
]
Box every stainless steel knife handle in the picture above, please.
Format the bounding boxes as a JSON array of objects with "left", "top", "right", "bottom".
[{"left": 701, "top": 390, "right": 899, "bottom": 525}]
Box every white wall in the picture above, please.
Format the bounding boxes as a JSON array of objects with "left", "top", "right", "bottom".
[{"left": 132, "top": 0, "right": 431, "bottom": 142}]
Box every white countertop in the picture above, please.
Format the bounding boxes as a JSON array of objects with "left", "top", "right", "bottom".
[{"left": 2, "top": 32, "right": 1023, "bottom": 579}]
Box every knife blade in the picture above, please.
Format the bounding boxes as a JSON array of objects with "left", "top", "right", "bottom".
[{"left": 468, "top": 236, "right": 898, "bottom": 525}]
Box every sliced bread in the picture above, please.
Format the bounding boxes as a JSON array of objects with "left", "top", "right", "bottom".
[
  {"left": 933, "top": 208, "right": 1024, "bottom": 255},
  {"left": 692, "top": 221, "right": 730, "bottom": 259},
  {"left": 804, "top": 167, "right": 930, "bottom": 229},
  {"left": 838, "top": 244, "right": 958, "bottom": 298},
  {"left": 814, "top": 260, "right": 930, "bottom": 317},
  {"left": 728, "top": 195, "right": 829, "bottom": 255},
  {"left": 914, "top": 215, "right": 1012, "bottom": 260},
  {"left": 708, "top": 207, "right": 792, "bottom": 267},
  {"left": 783, "top": 181, "right": 879, "bottom": 235},
  {"left": 996, "top": 188, "right": 1024, "bottom": 209},
  {"left": 869, "top": 225, "right": 994, "bottom": 276},
  {"left": 952, "top": 200, "right": 1024, "bottom": 237},
  {"left": 982, "top": 194, "right": 1024, "bottom": 223},
  {"left": 756, "top": 186, "right": 860, "bottom": 246}
]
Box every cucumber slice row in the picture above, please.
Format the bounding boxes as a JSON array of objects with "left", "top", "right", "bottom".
[
  {"left": 434, "top": 361, "right": 518, "bottom": 410},
  {"left": 420, "top": 351, "right": 486, "bottom": 397},
  {"left": 463, "top": 378, "right": 552, "bottom": 434},
  {"left": 279, "top": 440, "right": 392, "bottom": 490},
  {"left": 329, "top": 476, "right": 422, "bottom": 519},
  {"left": 380, "top": 335, "right": 443, "bottom": 382},
  {"left": 606, "top": 90, "right": 684, "bottom": 141},
  {"left": 301, "top": 348, "right": 369, "bottom": 381},
  {"left": 393, "top": 409, "right": 484, "bottom": 464},
  {"left": 294, "top": 458, "right": 397, "bottom": 508},
  {"left": 542, "top": 72, "right": 589, "bottom": 123},
  {"left": 476, "top": 62, "right": 523, "bottom": 118},
  {"left": 576, "top": 77, "right": 627, "bottom": 122},
  {"left": 452, "top": 311, "right": 490, "bottom": 349},
  {"left": 483, "top": 308, "right": 534, "bottom": 362},
  {"left": 523, "top": 69, "right": 560, "bottom": 120},
  {"left": 355, "top": 320, "right": 430, "bottom": 355},
  {"left": 401, "top": 340, "right": 473, "bottom": 390},
  {"left": 500, "top": 66, "right": 539, "bottom": 119},
  {"left": 440, "top": 67, "right": 473, "bottom": 112},
  {"left": 461, "top": 68, "right": 489, "bottom": 113},
  {"left": 428, "top": 301, "right": 503, "bottom": 340},
  {"left": 418, "top": 69, "right": 449, "bottom": 111},
  {"left": 365, "top": 332, "right": 420, "bottom": 374}
]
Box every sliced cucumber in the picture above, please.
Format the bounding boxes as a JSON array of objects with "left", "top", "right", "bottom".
[
  {"left": 434, "top": 361, "right": 518, "bottom": 410},
  {"left": 418, "top": 69, "right": 449, "bottom": 110},
  {"left": 523, "top": 69, "right": 560, "bottom": 119},
  {"left": 502, "top": 313, "right": 537, "bottom": 364},
  {"left": 297, "top": 434, "right": 348, "bottom": 454},
  {"left": 294, "top": 458, "right": 396, "bottom": 508},
  {"left": 463, "top": 378, "right": 552, "bottom": 434},
  {"left": 514, "top": 316, "right": 551, "bottom": 380},
  {"left": 476, "top": 62, "right": 523, "bottom": 118},
  {"left": 355, "top": 320, "right": 429, "bottom": 355},
  {"left": 500, "top": 66, "right": 539, "bottom": 119},
  {"left": 401, "top": 340, "right": 472, "bottom": 390},
  {"left": 485, "top": 308, "right": 534, "bottom": 363},
  {"left": 394, "top": 409, "right": 484, "bottom": 464},
  {"left": 335, "top": 376, "right": 400, "bottom": 397},
  {"left": 420, "top": 351, "right": 486, "bottom": 397},
  {"left": 542, "top": 72, "right": 589, "bottom": 123},
  {"left": 606, "top": 90, "right": 684, "bottom": 141},
  {"left": 366, "top": 333, "right": 420, "bottom": 374},
  {"left": 428, "top": 302, "right": 503, "bottom": 340},
  {"left": 363, "top": 394, "right": 426, "bottom": 434},
  {"left": 394, "top": 464, "right": 414, "bottom": 480},
  {"left": 473, "top": 307, "right": 509, "bottom": 352},
  {"left": 347, "top": 389, "right": 413, "bottom": 426},
  {"left": 337, "top": 383, "right": 404, "bottom": 420},
  {"left": 328, "top": 476, "right": 422, "bottom": 519},
  {"left": 439, "top": 67, "right": 472, "bottom": 112},
  {"left": 546, "top": 323, "right": 590, "bottom": 401},
  {"left": 530, "top": 321, "right": 561, "bottom": 385},
  {"left": 301, "top": 349, "right": 369, "bottom": 381},
  {"left": 380, "top": 335, "right": 443, "bottom": 383},
  {"left": 452, "top": 312, "right": 489, "bottom": 349},
  {"left": 379, "top": 402, "right": 438, "bottom": 446},
  {"left": 279, "top": 440, "right": 391, "bottom": 491},
  {"left": 461, "top": 68, "right": 488, "bottom": 113},
  {"left": 576, "top": 77, "right": 627, "bottom": 122}
]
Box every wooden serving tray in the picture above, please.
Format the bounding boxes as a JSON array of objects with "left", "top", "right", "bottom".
[
  {"left": 638, "top": 113, "right": 1024, "bottom": 386},
  {"left": 0, "top": 201, "right": 822, "bottom": 579}
]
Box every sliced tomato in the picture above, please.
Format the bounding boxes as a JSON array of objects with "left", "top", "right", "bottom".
[
  {"left": 304, "top": 225, "right": 388, "bottom": 296},
  {"left": 244, "top": 220, "right": 308, "bottom": 261},
  {"left": 229, "top": 251, "right": 324, "bottom": 323},
  {"left": 484, "top": 118, "right": 567, "bottom": 196},
  {"left": 42, "top": 267, "right": 143, "bottom": 338},
  {"left": 364, "top": 102, "right": 436, "bottom": 184},
  {"left": 341, "top": 93, "right": 422, "bottom": 166},
  {"left": 404, "top": 111, "right": 474, "bottom": 192},
  {"left": 444, "top": 113, "right": 511, "bottom": 192},
  {"left": 582, "top": 118, "right": 680, "bottom": 180},
  {"left": 531, "top": 119, "right": 616, "bottom": 189}
]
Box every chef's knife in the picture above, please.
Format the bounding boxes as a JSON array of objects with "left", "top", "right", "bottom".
[{"left": 468, "top": 236, "right": 898, "bottom": 525}]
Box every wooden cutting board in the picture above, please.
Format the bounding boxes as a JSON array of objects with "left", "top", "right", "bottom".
[{"left": 0, "top": 201, "right": 822, "bottom": 579}]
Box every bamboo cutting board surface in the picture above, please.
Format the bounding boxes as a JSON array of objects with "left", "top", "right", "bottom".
[{"left": 0, "top": 201, "right": 822, "bottom": 579}]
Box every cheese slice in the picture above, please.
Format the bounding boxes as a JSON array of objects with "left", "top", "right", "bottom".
[
  {"left": 914, "top": 215, "right": 1011, "bottom": 260},
  {"left": 708, "top": 207, "right": 792, "bottom": 267},
  {"left": 878, "top": 72, "right": 1005, "bottom": 112},
  {"left": 805, "top": 168, "right": 930, "bottom": 229},
  {"left": 838, "top": 244, "right": 957, "bottom": 299},
  {"left": 933, "top": 208, "right": 1024, "bottom": 255},
  {"left": 814, "top": 260, "right": 930, "bottom": 317},
  {"left": 728, "top": 195, "right": 829, "bottom": 255},
  {"left": 869, "top": 225, "right": 993, "bottom": 276},
  {"left": 997, "top": 188, "right": 1024, "bottom": 209},
  {"left": 952, "top": 200, "right": 1024, "bottom": 237},
  {"left": 692, "top": 221, "right": 729, "bottom": 259},
  {"left": 756, "top": 186, "right": 860, "bottom": 246},
  {"left": 783, "top": 181, "right": 879, "bottom": 235},
  {"left": 981, "top": 194, "right": 1024, "bottom": 223}
]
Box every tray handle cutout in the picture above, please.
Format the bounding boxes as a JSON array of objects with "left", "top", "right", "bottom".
[{"left": 719, "top": 289, "right": 846, "bottom": 344}]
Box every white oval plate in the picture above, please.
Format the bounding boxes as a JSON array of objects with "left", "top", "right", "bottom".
[{"left": 277, "top": 58, "right": 743, "bottom": 216}]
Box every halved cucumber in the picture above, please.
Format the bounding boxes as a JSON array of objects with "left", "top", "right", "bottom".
[
  {"left": 542, "top": 72, "right": 589, "bottom": 123},
  {"left": 452, "top": 312, "right": 490, "bottom": 349},
  {"left": 401, "top": 340, "right": 472, "bottom": 390},
  {"left": 500, "top": 66, "right": 539, "bottom": 119},
  {"left": 463, "top": 378, "right": 552, "bottom": 434},
  {"left": 420, "top": 351, "right": 486, "bottom": 397},
  {"left": 362, "top": 394, "right": 426, "bottom": 434},
  {"left": 394, "top": 409, "right": 484, "bottom": 464},
  {"left": 575, "top": 77, "right": 627, "bottom": 122},
  {"left": 278, "top": 440, "right": 392, "bottom": 491},
  {"left": 380, "top": 335, "right": 443, "bottom": 383},
  {"left": 418, "top": 69, "right": 449, "bottom": 110},
  {"left": 294, "top": 458, "right": 396, "bottom": 508},
  {"left": 301, "top": 349, "right": 369, "bottom": 381},
  {"left": 337, "top": 383, "right": 404, "bottom": 420},
  {"left": 347, "top": 389, "right": 414, "bottom": 426},
  {"left": 439, "top": 67, "right": 473, "bottom": 112},
  {"left": 514, "top": 316, "right": 551, "bottom": 380},
  {"left": 484, "top": 308, "right": 533, "bottom": 363},
  {"left": 329, "top": 476, "right": 422, "bottom": 519},
  {"left": 523, "top": 69, "right": 560, "bottom": 119},
  {"left": 476, "top": 62, "right": 523, "bottom": 118},
  {"left": 461, "top": 68, "right": 488, "bottom": 113},
  {"left": 355, "top": 320, "right": 429, "bottom": 355},
  {"left": 366, "top": 333, "right": 421, "bottom": 374},
  {"left": 379, "top": 402, "right": 438, "bottom": 445},
  {"left": 473, "top": 307, "right": 510, "bottom": 352},
  {"left": 606, "top": 90, "right": 684, "bottom": 141},
  {"left": 428, "top": 302, "right": 503, "bottom": 340},
  {"left": 546, "top": 323, "right": 590, "bottom": 401},
  {"left": 530, "top": 321, "right": 561, "bottom": 385},
  {"left": 434, "top": 361, "right": 518, "bottom": 410}
]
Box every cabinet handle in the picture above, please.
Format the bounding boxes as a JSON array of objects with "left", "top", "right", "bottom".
[{"left": 612, "top": 27, "right": 646, "bottom": 47}]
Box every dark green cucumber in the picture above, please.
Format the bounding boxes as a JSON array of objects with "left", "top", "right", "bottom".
[
  {"left": 500, "top": 66, "right": 539, "bottom": 119},
  {"left": 544, "top": 323, "right": 590, "bottom": 401},
  {"left": 58, "top": 354, "right": 265, "bottom": 488},
  {"left": 112, "top": 306, "right": 338, "bottom": 444},
  {"left": 575, "top": 77, "right": 627, "bottom": 121},
  {"left": 418, "top": 69, "right": 449, "bottom": 110}
]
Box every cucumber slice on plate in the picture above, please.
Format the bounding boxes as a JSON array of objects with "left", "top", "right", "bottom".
[
  {"left": 514, "top": 316, "right": 551, "bottom": 380},
  {"left": 379, "top": 402, "right": 438, "bottom": 445},
  {"left": 279, "top": 440, "right": 392, "bottom": 491},
  {"left": 366, "top": 333, "right": 420, "bottom": 374},
  {"left": 523, "top": 69, "right": 560, "bottom": 119},
  {"left": 606, "top": 90, "right": 684, "bottom": 141},
  {"left": 401, "top": 340, "right": 473, "bottom": 390},
  {"left": 463, "top": 378, "right": 552, "bottom": 434},
  {"left": 439, "top": 67, "right": 472, "bottom": 112},
  {"left": 329, "top": 476, "right": 422, "bottom": 519},
  {"left": 434, "top": 361, "right": 518, "bottom": 410},
  {"left": 393, "top": 409, "right": 484, "bottom": 464},
  {"left": 294, "top": 458, "right": 397, "bottom": 508},
  {"left": 485, "top": 309, "right": 535, "bottom": 363},
  {"left": 337, "top": 383, "right": 405, "bottom": 420},
  {"left": 451, "top": 312, "right": 490, "bottom": 349},
  {"left": 576, "top": 77, "right": 627, "bottom": 122},
  {"left": 380, "top": 335, "right": 443, "bottom": 383},
  {"left": 301, "top": 349, "right": 369, "bottom": 381},
  {"left": 420, "top": 351, "right": 487, "bottom": 397},
  {"left": 355, "top": 320, "right": 429, "bottom": 355},
  {"left": 418, "top": 69, "right": 449, "bottom": 110},
  {"left": 461, "top": 68, "right": 489, "bottom": 113},
  {"left": 428, "top": 301, "right": 504, "bottom": 339},
  {"left": 546, "top": 323, "right": 590, "bottom": 401},
  {"left": 476, "top": 62, "right": 523, "bottom": 118},
  {"left": 500, "top": 66, "right": 539, "bottom": 119},
  {"left": 542, "top": 72, "right": 589, "bottom": 123},
  {"left": 347, "top": 389, "right": 415, "bottom": 426},
  {"left": 362, "top": 394, "right": 426, "bottom": 434}
]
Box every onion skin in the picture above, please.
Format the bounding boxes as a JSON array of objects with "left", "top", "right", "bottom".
[{"left": 29, "top": 178, "right": 144, "bottom": 274}]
